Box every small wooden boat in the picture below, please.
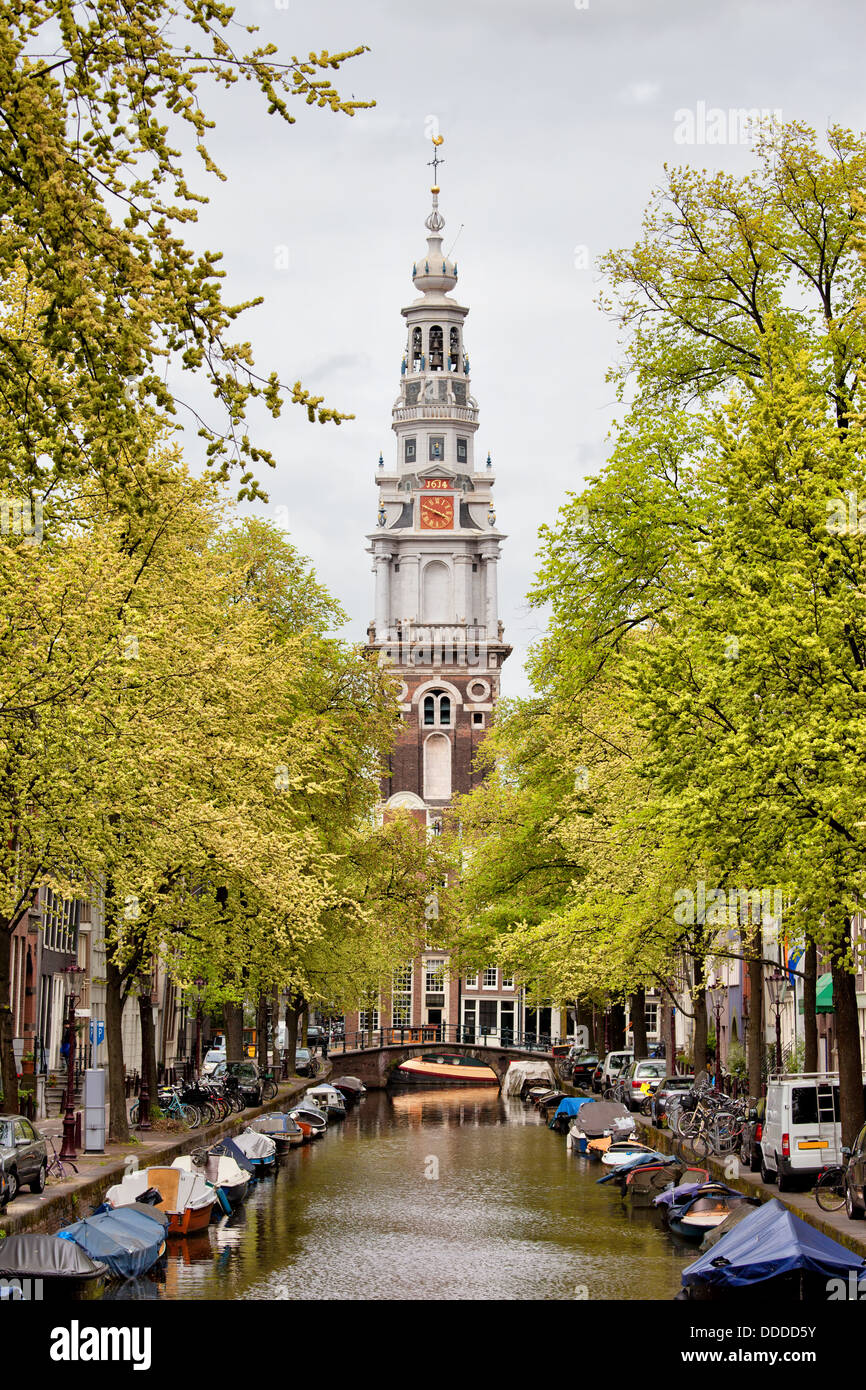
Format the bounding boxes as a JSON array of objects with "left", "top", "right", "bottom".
[
  {"left": 624, "top": 1159, "right": 685, "bottom": 1205},
  {"left": 105, "top": 1167, "right": 217, "bottom": 1236},
  {"left": 0, "top": 1234, "right": 108, "bottom": 1300},
  {"left": 210, "top": 1136, "right": 259, "bottom": 1180},
  {"left": 668, "top": 1185, "right": 753, "bottom": 1243},
  {"left": 600, "top": 1139, "right": 660, "bottom": 1167},
  {"left": 248, "top": 1113, "right": 305, "bottom": 1149},
  {"left": 291, "top": 1103, "right": 328, "bottom": 1132},
  {"left": 394, "top": 1053, "right": 499, "bottom": 1086}
]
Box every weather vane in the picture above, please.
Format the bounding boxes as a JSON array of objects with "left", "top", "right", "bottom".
[{"left": 425, "top": 134, "right": 446, "bottom": 233}]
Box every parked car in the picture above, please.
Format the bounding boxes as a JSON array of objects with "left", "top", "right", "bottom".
[
  {"left": 0, "top": 1115, "right": 48, "bottom": 1201},
  {"left": 597, "top": 1050, "right": 634, "bottom": 1094},
  {"left": 649, "top": 1074, "right": 695, "bottom": 1126},
  {"left": 759, "top": 1073, "right": 866, "bottom": 1191},
  {"left": 201, "top": 1047, "right": 226, "bottom": 1077},
  {"left": 591, "top": 1062, "right": 604, "bottom": 1093},
  {"left": 620, "top": 1058, "right": 667, "bottom": 1110},
  {"left": 293, "top": 1047, "right": 315, "bottom": 1077},
  {"left": 567, "top": 1052, "right": 600, "bottom": 1087},
  {"left": 845, "top": 1119, "right": 866, "bottom": 1220}
]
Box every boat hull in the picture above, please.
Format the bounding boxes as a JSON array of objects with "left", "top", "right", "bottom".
[{"left": 393, "top": 1054, "right": 499, "bottom": 1086}]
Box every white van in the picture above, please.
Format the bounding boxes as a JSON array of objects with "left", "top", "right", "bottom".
[
  {"left": 759, "top": 1073, "right": 842, "bottom": 1190},
  {"left": 597, "top": 1050, "right": 634, "bottom": 1094}
]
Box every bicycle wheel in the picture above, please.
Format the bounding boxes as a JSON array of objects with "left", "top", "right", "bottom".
[
  {"left": 690, "top": 1129, "right": 710, "bottom": 1159},
  {"left": 262, "top": 1080, "right": 278, "bottom": 1103},
  {"left": 129, "top": 1101, "right": 140, "bottom": 1126},
  {"left": 199, "top": 1101, "right": 217, "bottom": 1126},
  {"left": 677, "top": 1109, "right": 700, "bottom": 1139},
  {"left": 815, "top": 1167, "right": 847, "bottom": 1213},
  {"left": 180, "top": 1103, "right": 200, "bottom": 1127}
]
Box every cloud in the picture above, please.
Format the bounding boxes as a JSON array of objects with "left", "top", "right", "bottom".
[{"left": 618, "top": 80, "right": 662, "bottom": 105}]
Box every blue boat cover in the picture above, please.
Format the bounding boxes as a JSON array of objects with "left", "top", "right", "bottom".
[
  {"left": 211, "top": 1137, "right": 256, "bottom": 1175},
  {"left": 554, "top": 1097, "right": 595, "bottom": 1119},
  {"left": 683, "top": 1198, "right": 866, "bottom": 1290},
  {"left": 654, "top": 1180, "right": 734, "bottom": 1210},
  {"left": 58, "top": 1209, "right": 165, "bottom": 1281},
  {"left": 596, "top": 1152, "right": 672, "bottom": 1182}
]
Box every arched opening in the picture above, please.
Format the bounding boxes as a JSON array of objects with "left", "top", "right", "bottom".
[
  {"left": 423, "top": 694, "right": 435, "bottom": 726},
  {"left": 439, "top": 695, "right": 451, "bottom": 726},
  {"left": 412, "top": 326, "right": 423, "bottom": 371},
  {"left": 449, "top": 326, "right": 460, "bottom": 371},
  {"left": 422, "top": 560, "right": 451, "bottom": 623},
  {"left": 424, "top": 732, "right": 451, "bottom": 800},
  {"left": 429, "top": 325, "right": 444, "bottom": 371}
]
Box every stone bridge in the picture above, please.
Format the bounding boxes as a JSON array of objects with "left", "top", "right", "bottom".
[{"left": 328, "top": 1040, "right": 554, "bottom": 1090}]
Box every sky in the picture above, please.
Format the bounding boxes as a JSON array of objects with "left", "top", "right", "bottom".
[{"left": 170, "top": 0, "right": 866, "bottom": 698}]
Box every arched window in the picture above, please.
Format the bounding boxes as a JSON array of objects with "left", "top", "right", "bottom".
[
  {"left": 449, "top": 327, "right": 460, "bottom": 371},
  {"left": 422, "top": 689, "right": 452, "bottom": 728},
  {"left": 412, "top": 327, "right": 423, "bottom": 371},
  {"left": 439, "top": 695, "right": 451, "bottom": 726},
  {"left": 424, "top": 732, "right": 451, "bottom": 800},
  {"left": 429, "top": 325, "right": 444, "bottom": 371},
  {"left": 422, "top": 560, "right": 450, "bottom": 622},
  {"left": 423, "top": 695, "right": 435, "bottom": 726}
]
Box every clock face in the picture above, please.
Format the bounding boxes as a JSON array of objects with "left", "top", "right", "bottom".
[{"left": 420, "top": 495, "right": 454, "bottom": 529}]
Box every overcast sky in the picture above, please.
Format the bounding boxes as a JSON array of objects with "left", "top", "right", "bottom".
[{"left": 173, "top": 0, "right": 865, "bottom": 698}]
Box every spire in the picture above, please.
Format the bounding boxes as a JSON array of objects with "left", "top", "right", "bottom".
[{"left": 425, "top": 134, "right": 446, "bottom": 233}]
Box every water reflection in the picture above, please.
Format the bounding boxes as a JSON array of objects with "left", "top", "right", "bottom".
[{"left": 138, "top": 1090, "right": 692, "bottom": 1301}]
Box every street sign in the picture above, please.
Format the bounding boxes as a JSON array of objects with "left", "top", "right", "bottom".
[{"left": 89, "top": 1020, "right": 105, "bottom": 1047}]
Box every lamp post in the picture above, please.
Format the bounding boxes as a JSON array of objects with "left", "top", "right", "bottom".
[
  {"left": 193, "top": 977, "right": 205, "bottom": 1078},
  {"left": 707, "top": 980, "right": 726, "bottom": 1089},
  {"left": 137, "top": 972, "right": 153, "bottom": 1131},
  {"left": 767, "top": 968, "right": 787, "bottom": 1073},
  {"left": 59, "top": 964, "right": 85, "bottom": 1159}
]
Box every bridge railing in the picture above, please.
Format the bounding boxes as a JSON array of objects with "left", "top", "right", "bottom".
[{"left": 328, "top": 1025, "right": 556, "bottom": 1055}]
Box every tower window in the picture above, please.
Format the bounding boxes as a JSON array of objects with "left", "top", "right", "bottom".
[
  {"left": 405, "top": 437, "right": 416, "bottom": 462},
  {"left": 429, "top": 436, "right": 445, "bottom": 462},
  {"left": 439, "top": 696, "right": 451, "bottom": 726},
  {"left": 472, "top": 563, "right": 478, "bottom": 572},
  {"left": 423, "top": 689, "right": 452, "bottom": 728},
  {"left": 429, "top": 325, "right": 444, "bottom": 371},
  {"left": 412, "top": 327, "right": 423, "bottom": 371},
  {"left": 457, "top": 438, "right": 467, "bottom": 464},
  {"left": 449, "top": 327, "right": 460, "bottom": 371},
  {"left": 473, "top": 712, "right": 484, "bottom": 726},
  {"left": 423, "top": 695, "right": 435, "bottom": 726}
]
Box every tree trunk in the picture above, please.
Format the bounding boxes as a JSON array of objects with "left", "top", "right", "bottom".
[
  {"left": 300, "top": 1006, "right": 309, "bottom": 1048},
  {"left": 0, "top": 925, "right": 18, "bottom": 1113},
  {"left": 285, "top": 997, "right": 302, "bottom": 1074},
  {"left": 692, "top": 954, "right": 708, "bottom": 1077},
  {"left": 832, "top": 921, "right": 865, "bottom": 1147},
  {"left": 630, "top": 987, "right": 648, "bottom": 1058},
  {"left": 803, "top": 938, "right": 818, "bottom": 1074},
  {"left": 272, "top": 990, "right": 281, "bottom": 1075},
  {"left": 661, "top": 997, "right": 674, "bottom": 1071},
  {"left": 746, "top": 919, "right": 763, "bottom": 1101},
  {"left": 607, "top": 1001, "right": 626, "bottom": 1050},
  {"left": 137, "top": 988, "right": 158, "bottom": 1120},
  {"left": 224, "top": 1001, "right": 244, "bottom": 1062},
  {"left": 592, "top": 1003, "right": 605, "bottom": 1056},
  {"left": 106, "top": 956, "right": 129, "bottom": 1143},
  {"left": 256, "top": 994, "right": 268, "bottom": 1070}
]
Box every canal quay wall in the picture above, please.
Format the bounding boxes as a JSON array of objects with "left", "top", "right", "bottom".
[
  {"left": 631, "top": 1111, "right": 866, "bottom": 1258},
  {"left": 0, "top": 1074, "right": 324, "bottom": 1239}
]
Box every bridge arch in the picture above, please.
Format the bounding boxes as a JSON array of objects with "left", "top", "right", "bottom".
[{"left": 332, "top": 1040, "right": 550, "bottom": 1091}]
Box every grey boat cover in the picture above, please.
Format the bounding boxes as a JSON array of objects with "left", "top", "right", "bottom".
[
  {"left": 248, "top": 1113, "right": 303, "bottom": 1136},
  {"left": 211, "top": 1137, "right": 256, "bottom": 1175},
  {"left": 0, "top": 1234, "right": 107, "bottom": 1280},
  {"left": 571, "top": 1100, "right": 631, "bottom": 1136},
  {"left": 235, "top": 1129, "right": 277, "bottom": 1160},
  {"left": 331, "top": 1076, "right": 364, "bottom": 1090}
]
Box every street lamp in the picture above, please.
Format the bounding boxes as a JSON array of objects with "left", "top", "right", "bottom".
[
  {"left": 193, "top": 977, "right": 205, "bottom": 1078},
  {"left": 767, "top": 968, "right": 787, "bottom": 1073},
  {"left": 59, "top": 964, "right": 85, "bottom": 1159},
  {"left": 137, "top": 971, "right": 153, "bottom": 1131}
]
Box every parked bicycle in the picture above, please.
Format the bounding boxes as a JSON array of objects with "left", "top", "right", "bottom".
[
  {"left": 814, "top": 1148, "right": 852, "bottom": 1213},
  {"left": 45, "top": 1134, "right": 78, "bottom": 1180},
  {"left": 130, "top": 1085, "right": 199, "bottom": 1128}
]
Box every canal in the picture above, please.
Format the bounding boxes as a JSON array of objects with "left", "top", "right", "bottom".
[{"left": 133, "top": 1089, "right": 696, "bottom": 1300}]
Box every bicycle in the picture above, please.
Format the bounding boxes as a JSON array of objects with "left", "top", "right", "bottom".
[
  {"left": 45, "top": 1135, "right": 78, "bottom": 1179},
  {"left": 260, "top": 1071, "right": 279, "bottom": 1103},
  {"left": 814, "top": 1149, "right": 851, "bottom": 1212},
  {"left": 130, "top": 1087, "right": 199, "bottom": 1128}
]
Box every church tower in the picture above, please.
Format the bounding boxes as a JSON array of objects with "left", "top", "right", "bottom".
[
  {"left": 348, "top": 138, "right": 519, "bottom": 1045},
  {"left": 367, "top": 137, "right": 510, "bottom": 822}
]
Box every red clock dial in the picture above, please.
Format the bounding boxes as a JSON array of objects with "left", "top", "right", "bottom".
[{"left": 420, "top": 495, "right": 454, "bottom": 529}]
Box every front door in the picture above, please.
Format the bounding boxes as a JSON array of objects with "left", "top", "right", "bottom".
[
  {"left": 425, "top": 1008, "right": 442, "bottom": 1040},
  {"left": 479, "top": 1000, "right": 497, "bottom": 1041}
]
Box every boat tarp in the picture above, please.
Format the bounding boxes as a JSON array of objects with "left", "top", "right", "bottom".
[
  {"left": 502, "top": 1059, "right": 555, "bottom": 1097},
  {"left": 235, "top": 1129, "right": 277, "bottom": 1160},
  {"left": 654, "top": 1180, "right": 737, "bottom": 1210},
  {"left": 683, "top": 1198, "right": 866, "bottom": 1289},
  {"left": 58, "top": 1210, "right": 164, "bottom": 1281},
  {"left": 554, "top": 1097, "right": 595, "bottom": 1119},
  {"left": 0, "top": 1233, "right": 107, "bottom": 1280},
  {"left": 569, "top": 1100, "right": 631, "bottom": 1135},
  {"left": 330, "top": 1076, "right": 364, "bottom": 1090}
]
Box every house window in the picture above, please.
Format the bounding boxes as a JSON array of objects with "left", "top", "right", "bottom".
[
  {"left": 465, "top": 973, "right": 478, "bottom": 988},
  {"left": 482, "top": 967, "right": 497, "bottom": 989},
  {"left": 392, "top": 965, "right": 413, "bottom": 1028},
  {"left": 426, "top": 959, "right": 446, "bottom": 993},
  {"left": 502, "top": 974, "right": 514, "bottom": 989},
  {"left": 358, "top": 1007, "right": 380, "bottom": 1034},
  {"left": 645, "top": 1000, "right": 660, "bottom": 1038}
]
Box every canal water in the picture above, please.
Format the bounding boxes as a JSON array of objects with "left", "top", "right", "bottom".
[{"left": 129, "top": 1089, "right": 696, "bottom": 1300}]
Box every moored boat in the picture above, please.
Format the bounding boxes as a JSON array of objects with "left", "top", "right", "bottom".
[
  {"left": 393, "top": 1052, "right": 499, "bottom": 1086},
  {"left": 624, "top": 1158, "right": 686, "bottom": 1204},
  {"left": 567, "top": 1100, "right": 635, "bottom": 1154},
  {"left": 599, "top": 1139, "right": 660, "bottom": 1167},
  {"left": 0, "top": 1234, "right": 108, "bottom": 1300},
  {"left": 58, "top": 1206, "right": 167, "bottom": 1280},
  {"left": 172, "top": 1152, "right": 251, "bottom": 1209},
  {"left": 105, "top": 1166, "right": 218, "bottom": 1235},
  {"left": 330, "top": 1076, "right": 366, "bottom": 1104},
  {"left": 248, "top": 1113, "right": 305, "bottom": 1148},
  {"left": 233, "top": 1130, "right": 278, "bottom": 1170},
  {"left": 667, "top": 1184, "right": 754, "bottom": 1243},
  {"left": 306, "top": 1084, "right": 348, "bottom": 1118}
]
